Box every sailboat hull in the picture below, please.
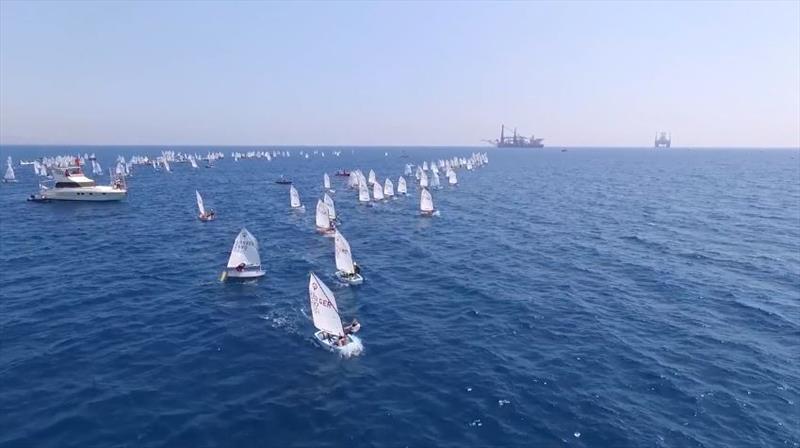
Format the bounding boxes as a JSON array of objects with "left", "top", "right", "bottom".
[
  {"left": 335, "top": 271, "right": 364, "bottom": 285},
  {"left": 225, "top": 268, "right": 265, "bottom": 279},
  {"left": 313, "top": 331, "right": 354, "bottom": 352}
]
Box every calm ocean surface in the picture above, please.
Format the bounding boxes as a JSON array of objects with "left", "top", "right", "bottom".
[{"left": 0, "top": 146, "right": 798, "bottom": 448}]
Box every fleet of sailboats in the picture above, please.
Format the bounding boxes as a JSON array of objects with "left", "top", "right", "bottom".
[{"left": 11, "top": 148, "right": 489, "bottom": 356}]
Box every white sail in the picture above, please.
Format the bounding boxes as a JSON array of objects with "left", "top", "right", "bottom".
[
  {"left": 227, "top": 228, "right": 261, "bottom": 268},
  {"left": 163, "top": 159, "right": 171, "bottom": 172},
  {"left": 368, "top": 169, "right": 376, "bottom": 185},
  {"left": 309, "top": 273, "right": 344, "bottom": 336},
  {"left": 190, "top": 157, "right": 198, "bottom": 169},
  {"left": 383, "top": 178, "right": 394, "bottom": 197},
  {"left": 419, "top": 171, "right": 429, "bottom": 188},
  {"left": 431, "top": 171, "right": 440, "bottom": 187},
  {"left": 404, "top": 164, "right": 412, "bottom": 176},
  {"left": 323, "top": 173, "right": 331, "bottom": 190},
  {"left": 316, "top": 199, "right": 331, "bottom": 229},
  {"left": 290, "top": 185, "right": 302, "bottom": 208},
  {"left": 448, "top": 171, "right": 458, "bottom": 185},
  {"left": 358, "top": 182, "right": 370, "bottom": 202},
  {"left": 4, "top": 162, "right": 15, "bottom": 181},
  {"left": 372, "top": 181, "right": 384, "bottom": 200},
  {"left": 420, "top": 188, "right": 434, "bottom": 212},
  {"left": 195, "top": 190, "right": 206, "bottom": 215},
  {"left": 334, "top": 230, "right": 355, "bottom": 274},
  {"left": 324, "top": 193, "right": 336, "bottom": 220},
  {"left": 397, "top": 176, "right": 407, "bottom": 194},
  {"left": 422, "top": 161, "right": 429, "bottom": 171}
]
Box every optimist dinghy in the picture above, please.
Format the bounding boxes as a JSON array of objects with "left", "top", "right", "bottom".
[
  {"left": 290, "top": 185, "right": 304, "bottom": 210},
  {"left": 333, "top": 230, "right": 363, "bottom": 285},
  {"left": 315, "top": 199, "right": 335, "bottom": 235},
  {"left": 323, "top": 173, "right": 335, "bottom": 193},
  {"left": 196, "top": 190, "right": 215, "bottom": 221},
  {"left": 221, "top": 228, "right": 265, "bottom": 280},
  {"left": 309, "top": 272, "right": 362, "bottom": 354},
  {"left": 397, "top": 176, "right": 408, "bottom": 195},
  {"left": 420, "top": 187, "right": 437, "bottom": 217}
]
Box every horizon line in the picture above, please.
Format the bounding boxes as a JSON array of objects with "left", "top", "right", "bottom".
[{"left": 0, "top": 143, "right": 799, "bottom": 150}]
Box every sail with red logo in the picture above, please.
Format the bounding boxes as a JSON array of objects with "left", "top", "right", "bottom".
[
  {"left": 309, "top": 272, "right": 343, "bottom": 337},
  {"left": 309, "top": 272, "right": 362, "bottom": 354}
]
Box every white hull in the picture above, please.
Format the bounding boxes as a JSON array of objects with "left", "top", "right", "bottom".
[
  {"left": 335, "top": 271, "right": 364, "bottom": 285},
  {"left": 225, "top": 268, "right": 265, "bottom": 279},
  {"left": 41, "top": 187, "right": 126, "bottom": 201},
  {"left": 313, "top": 331, "right": 354, "bottom": 352}
]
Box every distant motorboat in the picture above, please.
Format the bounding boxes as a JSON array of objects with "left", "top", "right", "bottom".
[
  {"left": 35, "top": 160, "right": 126, "bottom": 201},
  {"left": 276, "top": 175, "right": 293, "bottom": 185},
  {"left": 335, "top": 170, "right": 350, "bottom": 177}
]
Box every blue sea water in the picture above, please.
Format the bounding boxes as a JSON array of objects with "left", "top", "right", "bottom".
[{"left": 0, "top": 146, "right": 798, "bottom": 448}]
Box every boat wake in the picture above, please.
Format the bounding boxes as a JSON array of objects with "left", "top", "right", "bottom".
[{"left": 340, "top": 335, "right": 364, "bottom": 358}]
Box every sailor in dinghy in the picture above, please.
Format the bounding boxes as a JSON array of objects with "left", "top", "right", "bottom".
[
  {"left": 221, "top": 228, "right": 266, "bottom": 280},
  {"left": 334, "top": 230, "right": 363, "bottom": 285},
  {"left": 309, "top": 272, "right": 363, "bottom": 354},
  {"left": 196, "top": 190, "right": 216, "bottom": 221}
]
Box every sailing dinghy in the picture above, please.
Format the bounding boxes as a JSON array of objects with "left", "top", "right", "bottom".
[
  {"left": 221, "top": 228, "right": 265, "bottom": 280},
  {"left": 420, "top": 187, "right": 437, "bottom": 217},
  {"left": 323, "top": 173, "right": 334, "bottom": 193},
  {"left": 323, "top": 193, "right": 337, "bottom": 221},
  {"left": 196, "top": 190, "right": 215, "bottom": 221},
  {"left": 309, "top": 272, "right": 362, "bottom": 354},
  {"left": 315, "top": 200, "right": 335, "bottom": 235},
  {"left": 358, "top": 181, "right": 371, "bottom": 204},
  {"left": 3, "top": 159, "right": 17, "bottom": 183},
  {"left": 397, "top": 176, "right": 408, "bottom": 195},
  {"left": 372, "top": 181, "right": 385, "bottom": 201},
  {"left": 334, "top": 230, "right": 363, "bottom": 285},
  {"left": 383, "top": 178, "right": 394, "bottom": 198},
  {"left": 290, "top": 185, "right": 304, "bottom": 210}
]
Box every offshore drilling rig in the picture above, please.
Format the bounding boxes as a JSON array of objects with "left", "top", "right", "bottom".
[
  {"left": 654, "top": 131, "right": 671, "bottom": 148},
  {"left": 487, "top": 125, "right": 544, "bottom": 148}
]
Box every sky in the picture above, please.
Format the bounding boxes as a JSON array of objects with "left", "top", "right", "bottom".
[{"left": 1, "top": 1, "right": 798, "bottom": 147}]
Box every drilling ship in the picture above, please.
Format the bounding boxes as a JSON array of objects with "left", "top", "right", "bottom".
[{"left": 487, "top": 125, "right": 544, "bottom": 148}]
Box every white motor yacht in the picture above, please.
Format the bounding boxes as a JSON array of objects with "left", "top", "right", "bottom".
[{"left": 37, "top": 161, "right": 127, "bottom": 201}]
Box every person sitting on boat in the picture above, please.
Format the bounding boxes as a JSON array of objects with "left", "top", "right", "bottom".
[
  {"left": 235, "top": 262, "right": 246, "bottom": 272},
  {"left": 338, "top": 335, "right": 348, "bottom": 346},
  {"left": 353, "top": 263, "right": 361, "bottom": 275},
  {"left": 343, "top": 318, "right": 361, "bottom": 335}
]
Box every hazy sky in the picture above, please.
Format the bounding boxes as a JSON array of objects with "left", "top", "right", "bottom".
[{"left": 1, "top": 1, "right": 798, "bottom": 147}]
